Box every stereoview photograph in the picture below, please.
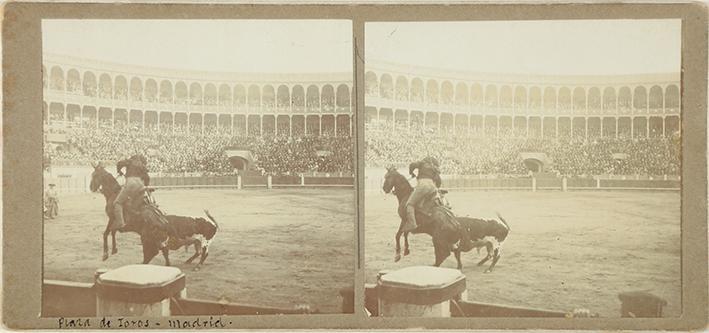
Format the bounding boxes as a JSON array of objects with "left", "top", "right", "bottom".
[
  {"left": 364, "top": 20, "right": 681, "bottom": 318},
  {"left": 41, "top": 19, "right": 355, "bottom": 317}
]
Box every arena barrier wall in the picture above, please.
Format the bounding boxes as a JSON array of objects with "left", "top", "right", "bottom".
[
  {"left": 42, "top": 279, "right": 317, "bottom": 317},
  {"left": 361, "top": 282, "right": 574, "bottom": 318},
  {"left": 364, "top": 174, "right": 680, "bottom": 192},
  {"left": 43, "top": 174, "right": 355, "bottom": 193},
  {"left": 42, "top": 280, "right": 97, "bottom": 317}
]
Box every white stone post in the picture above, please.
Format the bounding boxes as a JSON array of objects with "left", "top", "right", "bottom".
[
  {"left": 377, "top": 266, "right": 466, "bottom": 317},
  {"left": 300, "top": 174, "right": 305, "bottom": 186},
  {"left": 267, "top": 175, "right": 272, "bottom": 189},
  {"left": 562, "top": 177, "right": 567, "bottom": 192},
  {"left": 532, "top": 177, "right": 537, "bottom": 192},
  {"left": 237, "top": 175, "right": 242, "bottom": 190},
  {"left": 95, "top": 265, "right": 185, "bottom": 317}
]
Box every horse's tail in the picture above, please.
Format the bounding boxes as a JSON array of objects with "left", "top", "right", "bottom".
[
  {"left": 495, "top": 211, "right": 511, "bottom": 231},
  {"left": 204, "top": 209, "right": 219, "bottom": 230}
]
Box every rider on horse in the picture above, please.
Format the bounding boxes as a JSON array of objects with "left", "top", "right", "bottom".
[
  {"left": 404, "top": 156, "right": 474, "bottom": 252},
  {"left": 112, "top": 154, "right": 150, "bottom": 232}
]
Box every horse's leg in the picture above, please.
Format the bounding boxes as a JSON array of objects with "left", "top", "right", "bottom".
[
  {"left": 102, "top": 224, "right": 111, "bottom": 261},
  {"left": 141, "top": 235, "right": 159, "bottom": 264},
  {"left": 394, "top": 220, "right": 404, "bottom": 262},
  {"left": 161, "top": 247, "right": 171, "bottom": 267},
  {"left": 454, "top": 249, "right": 463, "bottom": 270},
  {"left": 111, "top": 230, "right": 118, "bottom": 254},
  {"left": 432, "top": 239, "right": 451, "bottom": 267},
  {"left": 403, "top": 232, "right": 410, "bottom": 256}
]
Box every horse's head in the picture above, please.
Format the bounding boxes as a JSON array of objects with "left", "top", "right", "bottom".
[
  {"left": 89, "top": 162, "right": 106, "bottom": 192},
  {"left": 382, "top": 166, "right": 399, "bottom": 194}
]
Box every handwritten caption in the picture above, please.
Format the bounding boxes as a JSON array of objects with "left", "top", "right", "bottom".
[{"left": 58, "top": 316, "right": 230, "bottom": 329}]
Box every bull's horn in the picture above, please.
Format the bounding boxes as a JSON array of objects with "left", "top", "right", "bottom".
[
  {"left": 204, "top": 209, "right": 219, "bottom": 229},
  {"left": 495, "top": 211, "right": 510, "bottom": 231}
]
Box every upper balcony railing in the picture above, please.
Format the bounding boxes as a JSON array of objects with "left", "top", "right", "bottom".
[
  {"left": 365, "top": 95, "right": 680, "bottom": 117},
  {"left": 44, "top": 88, "right": 352, "bottom": 114}
]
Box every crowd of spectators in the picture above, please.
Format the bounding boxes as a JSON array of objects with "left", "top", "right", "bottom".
[
  {"left": 45, "top": 123, "right": 353, "bottom": 175},
  {"left": 365, "top": 120, "right": 680, "bottom": 177}
]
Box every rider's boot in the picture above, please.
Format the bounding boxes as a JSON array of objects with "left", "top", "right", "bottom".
[
  {"left": 112, "top": 203, "right": 127, "bottom": 232},
  {"left": 402, "top": 205, "right": 418, "bottom": 233}
]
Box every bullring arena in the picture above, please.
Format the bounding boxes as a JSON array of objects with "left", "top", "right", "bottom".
[
  {"left": 363, "top": 61, "right": 681, "bottom": 317},
  {"left": 42, "top": 54, "right": 355, "bottom": 314}
]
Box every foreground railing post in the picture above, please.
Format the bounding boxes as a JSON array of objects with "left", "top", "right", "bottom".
[
  {"left": 531, "top": 177, "right": 537, "bottom": 192},
  {"left": 377, "top": 266, "right": 466, "bottom": 317},
  {"left": 95, "top": 264, "right": 185, "bottom": 317},
  {"left": 267, "top": 175, "right": 272, "bottom": 189},
  {"left": 237, "top": 175, "right": 242, "bottom": 190}
]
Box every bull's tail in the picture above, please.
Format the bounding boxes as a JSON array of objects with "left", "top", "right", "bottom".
[
  {"left": 495, "top": 212, "right": 511, "bottom": 231},
  {"left": 204, "top": 209, "right": 219, "bottom": 230}
]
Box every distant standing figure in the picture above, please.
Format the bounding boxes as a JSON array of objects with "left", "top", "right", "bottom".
[{"left": 45, "top": 183, "right": 59, "bottom": 219}]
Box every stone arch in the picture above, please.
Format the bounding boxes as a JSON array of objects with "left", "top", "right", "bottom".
[
  {"left": 189, "top": 82, "right": 203, "bottom": 105},
  {"left": 336, "top": 84, "right": 350, "bottom": 108},
  {"left": 262, "top": 85, "right": 275, "bottom": 108},
  {"left": 410, "top": 78, "right": 424, "bottom": 103},
  {"left": 485, "top": 85, "right": 497, "bottom": 107},
  {"left": 603, "top": 87, "right": 616, "bottom": 112},
  {"left": 145, "top": 79, "right": 158, "bottom": 102},
  {"left": 247, "top": 84, "right": 260, "bottom": 107},
  {"left": 175, "top": 81, "right": 188, "bottom": 104},
  {"left": 277, "top": 85, "right": 290, "bottom": 109},
  {"left": 395, "top": 76, "right": 409, "bottom": 101},
  {"left": 455, "top": 82, "right": 469, "bottom": 105},
  {"left": 160, "top": 80, "right": 173, "bottom": 103},
  {"left": 380, "top": 74, "right": 393, "bottom": 99},
  {"left": 440, "top": 81, "right": 454, "bottom": 104},
  {"left": 426, "top": 79, "right": 439, "bottom": 104},
  {"left": 633, "top": 86, "right": 647, "bottom": 111},
  {"left": 365, "top": 71, "right": 378, "bottom": 96},
  {"left": 321, "top": 85, "right": 335, "bottom": 111},
  {"left": 129, "top": 77, "right": 142, "bottom": 101},
  {"left": 98, "top": 73, "right": 112, "bottom": 98},
  {"left": 204, "top": 84, "right": 218, "bottom": 106},
  {"left": 306, "top": 85, "right": 320, "bottom": 111}
]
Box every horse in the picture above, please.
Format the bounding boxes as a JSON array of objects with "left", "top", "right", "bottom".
[
  {"left": 89, "top": 163, "right": 168, "bottom": 263},
  {"left": 382, "top": 166, "right": 467, "bottom": 269}
]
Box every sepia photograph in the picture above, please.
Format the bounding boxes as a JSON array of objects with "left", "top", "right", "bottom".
[
  {"left": 41, "top": 19, "right": 355, "bottom": 317},
  {"left": 364, "top": 20, "right": 682, "bottom": 318}
]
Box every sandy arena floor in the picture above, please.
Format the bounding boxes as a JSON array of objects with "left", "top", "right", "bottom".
[
  {"left": 44, "top": 188, "right": 355, "bottom": 313},
  {"left": 365, "top": 190, "right": 681, "bottom": 317}
]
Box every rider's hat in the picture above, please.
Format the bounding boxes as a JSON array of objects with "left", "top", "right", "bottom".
[{"left": 423, "top": 156, "right": 440, "bottom": 167}]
